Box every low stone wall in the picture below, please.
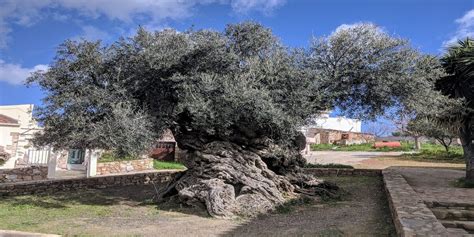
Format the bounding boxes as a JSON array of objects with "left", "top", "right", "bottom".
[
  {"left": 0, "top": 166, "right": 48, "bottom": 183},
  {"left": 304, "top": 168, "right": 381, "bottom": 177},
  {"left": 96, "top": 158, "right": 154, "bottom": 175},
  {"left": 382, "top": 170, "right": 449, "bottom": 236},
  {"left": 0, "top": 170, "right": 178, "bottom": 196}
]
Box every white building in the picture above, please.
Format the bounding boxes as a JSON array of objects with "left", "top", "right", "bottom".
[{"left": 0, "top": 104, "right": 42, "bottom": 168}]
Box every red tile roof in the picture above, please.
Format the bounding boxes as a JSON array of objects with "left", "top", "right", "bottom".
[{"left": 0, "top": 114, "right": 18, "bottom": 124}]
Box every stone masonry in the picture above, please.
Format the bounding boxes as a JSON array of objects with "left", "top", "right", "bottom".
[
  {"left": 0, "top": 170, "right": 178, "bottom": 196},
  {"left": 0, "top": 166, "right": 48, "bottom": 183},
  {"left": 96, "top": 158, "right": 154, "bottom": 175},
  {"left": 383, "top": 170, "right": 450, "bottom": 236},
  {"left": 304, "top": 168, "right": 381, "bottom": 177}
]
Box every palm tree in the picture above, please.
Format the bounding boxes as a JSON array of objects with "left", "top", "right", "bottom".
[{"left": 438, "top": 38, "right": 474, "bottom": 182}]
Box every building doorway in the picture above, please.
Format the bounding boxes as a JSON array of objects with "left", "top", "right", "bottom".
[{"left": 67, "top": 149, "right": 85, "bottom": 170}]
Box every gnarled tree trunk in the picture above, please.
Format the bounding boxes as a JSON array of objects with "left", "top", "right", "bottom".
[{"left": 157, "top": 133, "right": 338, "bottom": 218}]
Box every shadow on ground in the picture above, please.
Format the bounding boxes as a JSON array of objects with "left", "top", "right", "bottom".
[{"left": 220, "top": 176, "right": 396, "bottom": 237}]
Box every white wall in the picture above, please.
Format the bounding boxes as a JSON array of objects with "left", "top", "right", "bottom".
[
  {"left": 305, "top": 112, "right": 362, "bottom": 132},
  {"left": 0, "top": 104, "right": 42, "bottom": 168}
]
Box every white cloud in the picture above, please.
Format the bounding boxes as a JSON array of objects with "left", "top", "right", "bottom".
[
  {"left": 231, "top": 0, "right": 286, "bottom": 15},
  {"left": 73, "top": 25, "right": 112, "bottom": 42},
  {"left": 443, "top": 9, "right": 474, "bottom": 48},
  {"left": 0, "top": 0, "right": 286, "bottom": 48},
  {"left": 0, "top": 60, "right": 48, "bottom": 85}
]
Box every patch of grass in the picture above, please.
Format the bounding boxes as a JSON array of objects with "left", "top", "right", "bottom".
[
  {"left": 305, "top": 163, "right": 354, "bottom": 169},
  {"left": 0, "top": 160, "right": 4, "bottom": 166},
  {"left": 153, "top": 160, "right": 186, "bottom": 170},
  {"left": 318, "top": 228, "right": 344, "bottom": 237},
  {"left": 394, "top": 142, "right": 464, "bottom": 163},
  {"left": 452, "top": 177, "right": 474, "bottom": 188},
  {"left": 98, "top": 152, "right": 140, "bottom": 163},
  {"left": 0, "top": 195, "right": 113, "bottom": 232},
  {"left": 0, "top": 186, "right": 159, "bottom": 235},
  {"left": 310, "top": 142, "right": 413, "bottom": 152}
]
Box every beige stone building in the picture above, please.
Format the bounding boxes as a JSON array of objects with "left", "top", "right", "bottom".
[
  {"left": 301, "top": 112, "right": 374, "bottom": 146},
  {"left": 305, "top": 128, "right": 375, "bottom": 145},
  {"left": 0, "top": 104, "right": 42, "bottom": 169}
]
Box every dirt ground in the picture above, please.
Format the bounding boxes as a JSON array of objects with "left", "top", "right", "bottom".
[
  {"left": 0, "top": 176, "right": 395, "bottom": 237},
  {"left": 224, "top": 176, "right": 396, "bottom": 237},
  {"left": 355, "top": 157, "right": 465, "bottom": 169}
]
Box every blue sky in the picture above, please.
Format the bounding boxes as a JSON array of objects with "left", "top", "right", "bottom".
[{"left": 0, "top": 0, "right": 473, "bottom": 133}]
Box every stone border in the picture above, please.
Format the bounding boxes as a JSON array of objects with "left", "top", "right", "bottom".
[
  {"left": 303, "top": 168, "right": 381, "bottom": 177},
  {"left": 382, "top": 170, "right": 449, "bottom": 236},
  {"left": 0, "top": 168, "right": 381, "bottom": 196},
  {"left": 0, "top": 166, "right": 48, "bottom": 183},
  {"left": 0, "top": 170, "right": 179, "bottom": 196},
  {"left": 96, "top": 158, "right": 154, "bottom": 175}
]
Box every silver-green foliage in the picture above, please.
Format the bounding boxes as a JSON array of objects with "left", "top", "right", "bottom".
[
  {"left": 28, "top": 22, "right": 326, "bottom": 156},
  {"left": 307, "top": 23, "right": 445, "bottom": 119},
  {"left": 28, "top": 22, "right": 441, "bottom": 158}
]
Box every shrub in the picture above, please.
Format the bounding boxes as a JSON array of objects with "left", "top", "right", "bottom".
[
  {"left": 98, "top": 151, "right": 141, "bottom": 163},
  {"left": 453, "top": 178, "right": 474, "bottom": 188}
]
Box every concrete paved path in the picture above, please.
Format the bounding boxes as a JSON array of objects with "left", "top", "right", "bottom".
[{"left": 395, "top": 167, "right": 474, "bottom": 206}]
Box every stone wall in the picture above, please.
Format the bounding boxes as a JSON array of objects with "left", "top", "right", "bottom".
[
  {"left": 304, "top": 168, "right": 381, "bottom": 177},
  {"left": 0, "top": 166, "right": 48, "bottom": 183},
  {"left": 382, "top": 170, "right": 449, "bottom": 236},
  {"left": 0, "top": 170, "right": 178, "bottom": 196},
  {"left": 306, "top": 128, "right": 375, "bottom": 145},
  {"left": 96, "top": 158, "right": 154, "bottom": 175}
]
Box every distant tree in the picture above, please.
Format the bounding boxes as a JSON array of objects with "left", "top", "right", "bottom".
[
  {"left": 406, "top": 117, "right": 458, "bottom": 152},
  {"left": 365, "top": 121, "right": 392, "bottom": 137},
  {"left": 437, "top": 38, "right": 474, "bottom": 182},
  {"left": 391, "top": 131, "right": 402, "bottom": 137}
]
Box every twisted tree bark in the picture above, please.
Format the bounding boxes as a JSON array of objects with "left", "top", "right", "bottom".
[{"left": 157, "top": 132, "right": 339, "bottom": 218}]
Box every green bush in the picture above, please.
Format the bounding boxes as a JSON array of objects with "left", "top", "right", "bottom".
[{"left": 98, "top": 152, "right": 140, "bottom": 163}]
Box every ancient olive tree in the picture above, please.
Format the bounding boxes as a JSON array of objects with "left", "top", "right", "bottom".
[
  {"left": 29, "top": 22, "right": 431, "bottom": 218},
  {"left": 406, "top": 117, "right": 458, "bottom": 152},
  {"left": 29, "top": 23, "right": 333, "bottom": 218},
  {"left": 437, "top": 38, "right": 474, "bottom": 182}
]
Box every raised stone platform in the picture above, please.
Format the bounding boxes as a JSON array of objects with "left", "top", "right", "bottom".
[{"left": 382, "top": 170, "right": 450, "bottom": 236}]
